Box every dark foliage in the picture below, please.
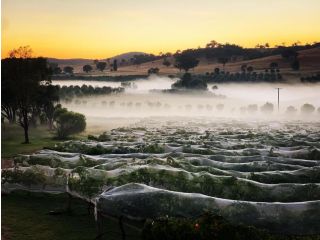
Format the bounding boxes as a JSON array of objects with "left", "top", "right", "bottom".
[
  {"left": 63, "top": 66, "right": 74, "bottom": 74},
  {"left": 148, "top": 67, "right": 160, "bottom": 75},
  {"left": 1, "top": 57, "right": 53, "bottom": 143},
  {"left": 58, "top": 85, "right": 124, "bottom": 99},
  {"left": 83, "top": 64, "right": 93, "bottom": 73},
  {"left": 172, "top": 73, "right": 207, "bottom": 90},
  {"left": 174, "top": 52, "right": 199, "bottom": 72},
  {"left": 53, "top": 108, "right": 86, "bottom": 139},
  {"left": 301, "top": 73, "right": 320, "bottom": 83},
  {"left": 96, "top": 62, "right": 107, "bottom": 72}
]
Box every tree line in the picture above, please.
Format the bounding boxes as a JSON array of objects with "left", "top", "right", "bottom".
[
  {"left": 59, "top": 85, "right": 124, "bottom": 99},
  {"left": 2, "top": 47, "right": 86, "bottom": 143}
]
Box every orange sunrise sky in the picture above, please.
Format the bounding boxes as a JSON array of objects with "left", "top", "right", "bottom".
[{"left": 2, "top": 0, "right": 320, "bottom": 59}]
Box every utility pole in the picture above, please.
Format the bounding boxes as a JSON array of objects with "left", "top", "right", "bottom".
[{"left": 275, "top": 88, "right": 282, "bottom": 112}]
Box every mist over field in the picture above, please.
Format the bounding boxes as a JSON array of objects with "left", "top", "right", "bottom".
[
  {"left": 3, "top": 0, "right": 320, "bottom": 237},
  {"left": 53, "top": 76, "right": 320, "bottom": 132}
]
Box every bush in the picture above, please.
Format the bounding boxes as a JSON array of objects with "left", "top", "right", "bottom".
[
  {"left": 247, "top": 104, "right": 258, "bottom": 113},
  {"left": 301, "top": 103, "right": 315, "bottom": 114},
  {"left": 260, "top": 102, "right": 274, "bottom": 114},
  {"left": 286, "top": 106, "right": 297, "bottom": 114},
  {"left": 54, "top": 108, "right": 86, "bottom": 139},
  {"left": 172, "top": 73, "right": 207, "bottom": 90},
  {"left": 148, "top": 67, "right": 160, "bottom": 75}
]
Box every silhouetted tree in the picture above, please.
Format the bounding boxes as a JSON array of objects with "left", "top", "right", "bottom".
[
  {"left": 113, "top": 59, "right": 118, "bottom": 71},
  {"left": 63, "top": 66, "right": 74, "bottom": 74},
  {"left": 49, "top": 63, "right": 62, "bottom": 74},
  {"left": 96, "top": 62, "right": 107, "bottom": 72},
  {"left": 206, "top": 40, "right": 221, "bottom": 48},
  {"left": 83, "top": 64, "right": 93, "bottom": 73},
  {"left": 247, "top": 66, "right": 254, "bottom": 72},
  {"left": 163, "top": 59, "right": 171, "bottom": 67},
  {"left": 270, "top": 62, "right": 278, "bottom": 69},
  {"left": 174, "top": 52, "right": 199, "bottom": 72},
  {"left": 241, "top": 64, "right": 247, "bottom": 72},
  {"left": 38, "top": 85, "right": 60, "bottom": 129},
  {"left": 2, "top": 56, "right": 52, "bottom": 143},
  {"left": 172, "top": 73, "right": 207, "bottom": 90},
  {"left": 148, "top": 68, "right": 159, "bottom": 75},
  {"left": 8, "top": 45, "right": 33, "bottom": 58}
]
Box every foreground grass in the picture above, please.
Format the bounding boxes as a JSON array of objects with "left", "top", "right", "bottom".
[
  {"left": 2, "top": 191, "right": 141, "bottom": 240},
  {"left": 1, "top": 124, "right": 89, "bottom": 158},
  {"left": 1, "top": 124, "right": 60, "bottom": 158},
  {"left": 2, "top": 191, "right": 97, "bottom": 240}
]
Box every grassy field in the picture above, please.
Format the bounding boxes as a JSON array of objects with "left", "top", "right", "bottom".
[
  {"left": 1, "top": 124, "right": 141, "bottom": 240},
  {"left": 1, "top": 124, "right": 90, "bottom": 159},
  {"left": 1, "top": 124, "right": 60, "bottom": 158},
  {"left": 2, "top": 191, "right": 140, "bottom": 240},
  {"left": 57, "top": 47, "right": 320, "bottom": 77}
]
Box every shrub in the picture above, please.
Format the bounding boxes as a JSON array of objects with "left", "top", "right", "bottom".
[
  {"left": 260, "top": 102, "right": 274, "bottom": 114},
  {"left": 301, "top": 103, "right": 315, "bottom": 114},
  {"left": 247, "top": 104, "right": 258, "bottom": 113},
  {"left": 172, "top": 73, "right": 207, "bottom": 90},
  {"left": 83, "top": 64, "right": 93, "bottom": 73},
  {"left": 286, "top": 106, "right": 297, "bottom": 114},
  {"left": 148, "top": 67, "right": 160, "bottom": 75},
  {"left": 54, "top": 108, "right": 86, "bottom": 139}
]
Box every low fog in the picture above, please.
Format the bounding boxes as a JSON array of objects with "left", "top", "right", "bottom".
[{"left": 53, "top": 76, "right": 320, "bottom": 132}]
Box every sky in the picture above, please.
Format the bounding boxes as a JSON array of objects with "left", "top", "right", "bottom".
[{"left": 2, "top": 0, "right": 320, "bottom": 59}]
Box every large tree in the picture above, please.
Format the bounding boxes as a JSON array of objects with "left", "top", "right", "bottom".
[
  {"left": 2, "top": 57, "right": 52, "bottom": 143},
  {"left": 63, "top": 66, "right": 74, "bottom": 74},
  {"left": 37, "top": 84, "right": 60, "bottom": 130},
  {"left": 96, "top": 62, "right": 107, "bottom": 72},
  {"left": 174, "top": 52, "right": 199, "bottom": 72},
  {"left": 83, "top": 64, "right": 93, "bottom": 73}
]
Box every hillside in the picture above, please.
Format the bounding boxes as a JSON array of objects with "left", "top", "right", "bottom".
[
  {"left": 48, "top": 51, "right": 146, "bottom": 67},
  {"left": 51, "top": 47, "right": 320, "bottom": 78},
  {"left": 103, "top": 51, "right": 146, "bottom": 62}
]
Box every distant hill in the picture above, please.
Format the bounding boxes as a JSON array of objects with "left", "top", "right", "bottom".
[
  {"left": 48, "top": 47, "right": 320, "bottom": 77},
  {"left": 104, "top": 52, "right": 146, "bottom": 62},
  {"left": 47, "top": 52, "right": 147, "bottom": 66},
  {"left": 47, "top": 58, "right": 92, "bottom": 66}
]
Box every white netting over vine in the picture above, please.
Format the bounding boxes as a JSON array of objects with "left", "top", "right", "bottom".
[{"left": 2, "top": 119, "right": 320, "bottom": 234}]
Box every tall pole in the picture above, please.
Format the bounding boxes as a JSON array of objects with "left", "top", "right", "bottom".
[{"left": 275, "top": 88, "right": 282, "bottom": 112}]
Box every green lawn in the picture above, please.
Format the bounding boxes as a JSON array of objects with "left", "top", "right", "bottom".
[
  {"left": 1, "top": 124, "right": 89, "bottom": 158},
  {"left": 2, "top": 191, "right": 97, "bottom": 240},
  {"left": 2, "top": 191, "right": 141, "bottom": 240},
  {"left": 1, "top": 124, "right": 141, "bottom": 240},
  {"left": 1, "top": 124, "right": 60, "bottom": 158}
]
